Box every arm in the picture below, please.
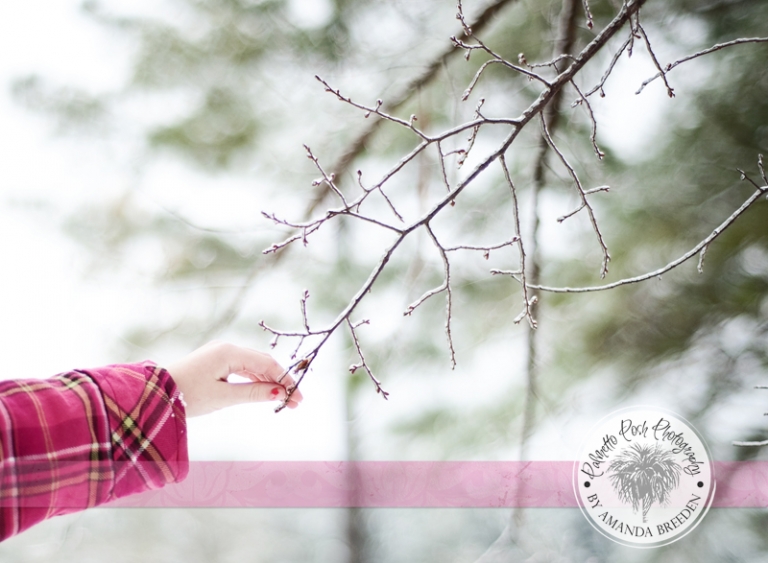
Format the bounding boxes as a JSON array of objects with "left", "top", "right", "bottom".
[
  {"left": 0, "top": 362, "right": 185, "bottom": 540},
  {"left": 0, "top": 341, "right": 299, "bottom": 541}
]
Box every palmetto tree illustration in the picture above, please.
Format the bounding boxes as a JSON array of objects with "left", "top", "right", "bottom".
[{"left": 608, "top": 443, "right": 682, "bottom": 523}]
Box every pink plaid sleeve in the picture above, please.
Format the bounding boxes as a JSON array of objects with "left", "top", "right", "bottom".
[{"left": 0, "top": 362, "right": 188, "bottom": 541}]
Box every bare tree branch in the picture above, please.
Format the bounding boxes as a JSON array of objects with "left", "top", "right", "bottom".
[
  {"left": 198, "top": 0, "right": 764, "bottom": 401},
  {"left": 262, "top": 0, "right": 768, "bottom": 409}
]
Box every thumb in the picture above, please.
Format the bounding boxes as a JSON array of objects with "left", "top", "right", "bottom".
[{"left": 223, "top": 381, "right": 287, "bottom": 407}]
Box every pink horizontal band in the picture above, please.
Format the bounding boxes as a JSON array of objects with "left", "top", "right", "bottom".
[{"left": 105, "top": 461, "right": 768, "bottom": 509}]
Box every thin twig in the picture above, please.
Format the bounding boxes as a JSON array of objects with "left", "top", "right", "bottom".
[
  {"left": 530, "top": 182, "right": 767, "bottom": 293},
  {"left": 356, "top": 170, "right": 404, "bottom": 222},
  {"left": 570, "top": 79, "right": 604, "bottom": 159},
  {"left": 637, "top": 37, "right": 768, "bottom": 94},
  {"left": 500, "top": 155, "right": 536, "bottom": 329},
  {"left": 582, "top": 0, "right": 594, "bottom": 29},
  {"left": 733, "top": 440, "right": 768, "bottom": 447},
  {"left": 635, "top": 21, "right": 675, "bottom": 97},
  {"left": 445, "top": 237, "right": 519, "bottom": 259},
  {"left": 300, "top": 289, "right": 311, "bottom": 333},
  {"left": 540, "top": 113, "right": 611, "bottom": 277},
  {"left": 458, "top": 99, "right": 485, "bottom": 166},
  {"left": 425, "top": 223, "right": 457, "bottom": 367},
  {"left": 315, "top": 76, "right": 428, "bottom": 139},
  {"left": 455, "top": 0, "right": 552, "bottom": 91},
  {"left": 697, "top": 244, "right": 709, "bottom": 274},
  {"left": 347, "top": 318, "right": 390, "bottom": 399},
  {"left": 558, "top": 186, "right": 610, "bottom": 222},
  {"left": 437, "top": 141, "right": 454, "bottom": 192},
  {"left": 305, "top": 145, "right": 349, "bottom": 207},
  {"left": 523, "top": 52, "right": 576, "bottom": 70},
  {"left": 456, "top": 49, "right": 549, "bottom": 101},
  {"left": 584, "top": 33, "right": 632, "bottom": 98},
  {"left": 404, "top": 280, "right": 448, "bottom": 316}
]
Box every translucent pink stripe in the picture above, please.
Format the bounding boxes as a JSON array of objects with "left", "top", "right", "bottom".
[{"left": 104, "top": 461, "right": 768, "bottom": 508}]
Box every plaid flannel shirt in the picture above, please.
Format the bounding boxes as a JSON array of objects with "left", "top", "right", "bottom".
[{"left": 0, "top": 362, "right": 188, "bottom": 541}]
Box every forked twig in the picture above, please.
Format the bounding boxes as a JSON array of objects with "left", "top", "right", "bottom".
[{"left": 348, "top": 318, "right": 390, "bottom": 398}]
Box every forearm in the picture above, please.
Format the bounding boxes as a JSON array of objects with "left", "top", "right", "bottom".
[{"left": 0, "top": 362, "right": 188, "bottom": 541}]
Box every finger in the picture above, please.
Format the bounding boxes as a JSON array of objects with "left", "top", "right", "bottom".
[
  {"left": 219, "top": 344, "right": 303, "bottom": 402},
  {"left": 211, "top": 343, "right": 305, "bottom": 405},
  {"left": 223, "top": 381, "right": 288, "bottom": 406},
  {"left": 233, "top": 369, "right": 304, "bottom": 403},
  {"left": 220, "top": 344, "right": 285, "bottom": 381},
  {"left": 233, "top": 370, "right": 304, "bottom": 405}
]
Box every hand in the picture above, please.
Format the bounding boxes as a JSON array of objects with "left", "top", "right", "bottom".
[{"left": 163, "top": 341, "right": 303, "bottom": 417}]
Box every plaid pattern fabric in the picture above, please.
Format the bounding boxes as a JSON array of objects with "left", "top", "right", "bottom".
[{"left": 0, "top": 362, "right": 188, "bottom": 541}]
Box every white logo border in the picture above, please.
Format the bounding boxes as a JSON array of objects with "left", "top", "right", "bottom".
[{"left": 572, "top": 405, "right": 716, "bottom": 549}]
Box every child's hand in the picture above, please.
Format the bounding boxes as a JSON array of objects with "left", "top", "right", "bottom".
[{"left": 164, "top": 341, "right": 303, "bottom": 417}]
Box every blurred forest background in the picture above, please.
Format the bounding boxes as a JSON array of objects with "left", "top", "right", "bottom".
[{"left": 0, "top": 0, "right": 767, "bottom": 561}]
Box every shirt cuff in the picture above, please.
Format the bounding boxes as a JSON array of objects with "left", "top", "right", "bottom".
[{"left": 83, "top": 361, "right": 189, "bottom": 501}]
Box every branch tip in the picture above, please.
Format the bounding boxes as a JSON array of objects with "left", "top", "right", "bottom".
[
  {"left": 697, "top": 244, "right": 709, "bottom": 274},
  {"left": 582, "top": 0, "right": 594, "bottom": 29}
]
